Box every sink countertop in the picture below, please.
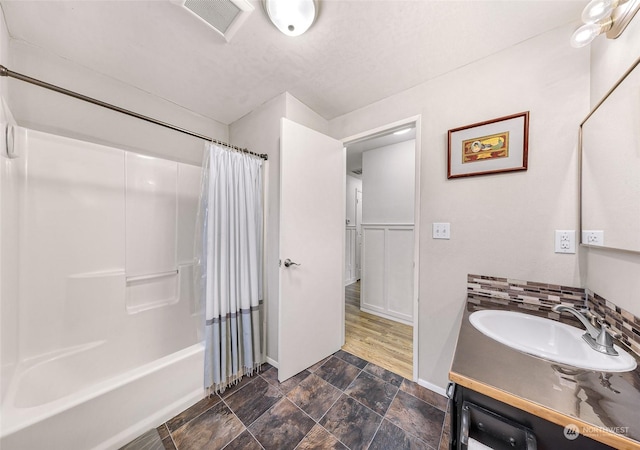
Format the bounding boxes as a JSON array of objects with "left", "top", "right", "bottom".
[{"left": 449, "top": 301, "right": 640, "bottom": 450}]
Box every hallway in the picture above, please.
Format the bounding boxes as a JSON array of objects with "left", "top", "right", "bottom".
[{"left": 342, "top": 281, "right": 413, "bottom": 379}]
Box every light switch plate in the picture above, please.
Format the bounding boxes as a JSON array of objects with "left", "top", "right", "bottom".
[{"left": 433, "top": 223, "right": 450, "bottom": 239}]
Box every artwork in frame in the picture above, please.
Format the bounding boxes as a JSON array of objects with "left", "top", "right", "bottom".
[{"left": 447, "top": 111, "right": 529, "bottom": 179}]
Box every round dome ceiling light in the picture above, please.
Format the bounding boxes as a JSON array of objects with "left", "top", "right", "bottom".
[{"left": 264, "top": 0, "right": 318, "bottom": 37}]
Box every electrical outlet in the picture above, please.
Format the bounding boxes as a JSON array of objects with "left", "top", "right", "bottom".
[
  {"left": 582, "top": 230, "right": 604, "bottom": 246},
  {"left": 555, "top": 230, "right": 576, "bottom": 254},
  {"left": 433, "top": 223, "right": 450, "bottom": 239}
]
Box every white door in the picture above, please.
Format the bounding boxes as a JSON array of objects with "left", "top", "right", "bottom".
[
  {"left": 278, "top": 118, "right": 345, "bottom": 382},
  {"left": 355, "top": 188, "right": 362, "bottom": 280}
]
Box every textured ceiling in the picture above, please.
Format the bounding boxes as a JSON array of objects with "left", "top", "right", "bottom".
[{"left": 0, "top": 0, "right": 585, "bottom": 125}]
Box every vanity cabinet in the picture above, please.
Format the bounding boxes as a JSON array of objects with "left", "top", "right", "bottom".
[
  {"left": 449, "top": 303, "right": 640, "bottom": 449},
  {"left": 448, "top": 384, "right": 614, "bottom": 450}
]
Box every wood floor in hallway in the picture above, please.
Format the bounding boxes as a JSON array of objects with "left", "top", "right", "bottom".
[{"left": 342, "top": 281, "right": 413, "bottom": 379}]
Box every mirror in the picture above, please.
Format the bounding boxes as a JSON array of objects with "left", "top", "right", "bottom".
[{"left": 580, "top": 56, "right": 640, "bottom": 253}]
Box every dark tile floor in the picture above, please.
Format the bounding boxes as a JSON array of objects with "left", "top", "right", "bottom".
[{"left": 122, "top": 350, "right": 451, "bottom": 450}]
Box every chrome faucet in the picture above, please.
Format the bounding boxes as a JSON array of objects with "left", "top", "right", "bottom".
[{"left": 552, "top": 305, "right": 620, "bottom": 356}]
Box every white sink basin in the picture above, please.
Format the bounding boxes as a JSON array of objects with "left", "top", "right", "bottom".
[{"left": 469, "top": 310, "right": 637, "bottom": 372}]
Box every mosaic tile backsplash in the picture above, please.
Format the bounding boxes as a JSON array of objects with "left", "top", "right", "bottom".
[
  {"left": 467, "top": 274, "right": 640, "bottom": 357},
  {"left": 587, "top": 290, "right": 640, "bottom": 358}
]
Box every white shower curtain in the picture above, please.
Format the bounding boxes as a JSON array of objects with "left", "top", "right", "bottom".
[{"left": 199, "top": 142, "right": 264, "bottom": 393}]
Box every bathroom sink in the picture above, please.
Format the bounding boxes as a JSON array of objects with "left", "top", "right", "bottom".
[{"left": 469, "top": 310, "right": 637, "bottom": 372}]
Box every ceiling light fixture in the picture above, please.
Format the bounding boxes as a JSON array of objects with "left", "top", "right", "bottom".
[
  {"left": 571, "top": 0, "right": 640, "bottom": 47},
  {"left": 263, "top": 0, "right": 318, "bottom": 37}
]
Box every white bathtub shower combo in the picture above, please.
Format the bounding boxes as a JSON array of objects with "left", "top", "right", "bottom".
[{"left": 1, "top": 124, "right": 206, "bottom": 449}]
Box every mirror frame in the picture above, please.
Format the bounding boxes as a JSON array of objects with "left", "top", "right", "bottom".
[{"left": 579, "top": 55, "right": 640, "bottom": 253}]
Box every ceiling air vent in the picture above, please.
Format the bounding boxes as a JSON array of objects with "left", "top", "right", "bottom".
[
  {"left": 180, "top": 0, "right": 254, "bottom": 42},
  {"left": 352, "top": 168, "right": 363, "bottom": 175}
]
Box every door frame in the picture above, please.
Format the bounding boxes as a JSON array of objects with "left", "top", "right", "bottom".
[
  {"left": 340, "top": 115, "right": 422, "bottom": 381},
  {"left": 355, "top": 187, "right": 362, "bottom": 281}
]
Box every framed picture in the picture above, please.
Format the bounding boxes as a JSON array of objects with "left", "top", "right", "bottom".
[{"left": 447, "top": 111, "right": 529, "bottom": 179}]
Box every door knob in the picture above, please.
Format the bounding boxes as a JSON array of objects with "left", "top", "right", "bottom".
[{"left": 284, "top": 258, "right": 300, "bottom": 268}]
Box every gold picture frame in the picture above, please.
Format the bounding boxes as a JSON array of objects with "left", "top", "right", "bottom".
[{"left": 447, "top": 112, "right": 529, "bottom": 179}]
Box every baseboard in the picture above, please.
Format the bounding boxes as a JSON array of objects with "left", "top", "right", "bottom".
[
  {"left": 345, "top": 278, "right": 357, "bottom": 286},
  {"left": 265, "top": 356, "right": 278, "bottom": 369},
  {"left": 360, "top": 306, "right": 413, "bottom": 326},
  {"left": 417, "top": 378, "right": 447, "bottom": 397}
]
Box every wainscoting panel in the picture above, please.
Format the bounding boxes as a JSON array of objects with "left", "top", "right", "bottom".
[
  {"left": 386, "top": 228, "right": 414, "bottom": 319},
  {"left": 361, "top": 225, "right": 414, "bottom": 324}
]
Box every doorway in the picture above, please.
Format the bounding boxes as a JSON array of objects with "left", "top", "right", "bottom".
[
  {"left": 343, "top": 281, "right": 413, "bottom": 378},
  {"left": 341, "top": 116, "right": 421, "bottom": 381}
]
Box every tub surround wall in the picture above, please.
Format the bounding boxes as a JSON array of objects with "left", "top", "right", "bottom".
[
  {"left": 0, "top": 127, "right": 204, "bottom": 449},
  {"left": 10, "top": 127, "right": 201, "bottom": 361},
  {"left": 0, "top": 5, "right": 18, "bottom": 402},
  {"left": 1, "top": 32, "right": 223, "bottom": 446},
  {"left": 0, "top": 107, "right": 18, "bottom": 402}
]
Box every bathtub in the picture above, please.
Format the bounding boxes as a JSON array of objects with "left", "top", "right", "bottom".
[
  {"left": 0, "top": 127, "right": 206, "bottom": 449},
  {"left": 0, "top": 342, "right": 205, "bottom": 450}
]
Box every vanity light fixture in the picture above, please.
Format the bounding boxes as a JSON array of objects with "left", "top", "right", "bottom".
[
  {"left": 263, "top": 0, "right": 318, "bottom": 37},
  {"left": 571, "top": 0, "right": 640, "bottom": 47},
  {"left": 582, "top": 0, "right": 619, "bottom": 22},
  {"left": 571, "top": 20, "right": 613, "bottom": 47}
]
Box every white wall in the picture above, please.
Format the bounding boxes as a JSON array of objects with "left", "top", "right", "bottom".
[
  {"left": 585, "top": 17, "right": 640, "bottom": 316},
  {"left": 7, "top": 40, "right": 227, "bottom": 165},
  {"left": 229, "top": 91, "right": 329, "bottom": 364},
  {"left": 0, "top": 4, "right": 8, "bottom": 98},
  {"left": 329, "top": 23, "right": 589, "bottom": 390},
  {"left": 285, "top": 92, "right": 329, "bottom": 135},
  {"left": 345, "top": 175, "right": 362, "bottom": 226},
  {"left": 362, "top": 140, "right": 415, "bottom": 224},
  {"left": 590, "top": 17, "right": 640, "bottom": 105},
  {"left": 229, "top": 93, "right": 286, "bottom": 363}
]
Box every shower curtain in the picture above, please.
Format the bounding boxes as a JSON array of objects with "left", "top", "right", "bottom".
[{"left": 199, "top": 142, "right": 264, "bottom": 393}]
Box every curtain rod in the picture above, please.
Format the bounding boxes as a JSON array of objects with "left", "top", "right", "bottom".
[{"left": 0, "top": 64, "right": 268, "bottom": 160}]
